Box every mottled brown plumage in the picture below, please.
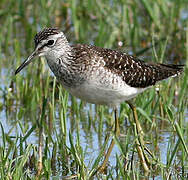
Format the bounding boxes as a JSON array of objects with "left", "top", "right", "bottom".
[{"left": 71, "top": 44, "right": 183, "bottom": 88}]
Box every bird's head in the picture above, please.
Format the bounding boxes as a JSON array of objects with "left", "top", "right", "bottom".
[{"left": 15, "top": 27, "right": 65, "bottom": 74}]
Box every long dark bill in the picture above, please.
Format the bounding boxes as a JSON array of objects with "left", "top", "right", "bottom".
[{"left": 15, "top": 50, "right": 38, "bottom": 75}]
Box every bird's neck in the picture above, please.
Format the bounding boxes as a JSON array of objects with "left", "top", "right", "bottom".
[
  {"left": 45, "top": 37, "right": 83, "bottom": 87},
  {"left": 45, "top": 35, "right": 75, "bottom": 68}
]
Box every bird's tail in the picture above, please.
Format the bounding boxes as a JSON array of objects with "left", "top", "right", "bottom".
[
  {"left": 136, "top": 63, "right": 185, "bottom": 88},
  {"left": 154, "top": 64, "right": 184, "bottom": 81}
]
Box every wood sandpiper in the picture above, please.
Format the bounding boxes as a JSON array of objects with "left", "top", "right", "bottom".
[{"left": 15, "top": 27, "right": 184, "bottom": 173}]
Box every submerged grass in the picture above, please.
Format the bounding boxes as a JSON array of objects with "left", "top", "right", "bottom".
[{"left": 0, "top": 0, "right": 188, "bottom": 179}]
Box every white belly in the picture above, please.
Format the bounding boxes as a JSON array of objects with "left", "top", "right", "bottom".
[{"left": 65, "top": 80, "right": 147, "bottom": 107}]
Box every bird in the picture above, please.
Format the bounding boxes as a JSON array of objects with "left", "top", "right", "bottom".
[{"left": 15, "top": 27, "right": 184, "bottom": 172}]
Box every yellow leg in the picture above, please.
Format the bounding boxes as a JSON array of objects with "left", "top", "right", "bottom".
[
  {"left": 97, "top": 102, "right": 151, "bottom": 174},
  {"left": 126, "top": 101, "right": 150, "bottom": 172},
  {"left": 98, "top": 108, "right": 119, "bottom": 173}
]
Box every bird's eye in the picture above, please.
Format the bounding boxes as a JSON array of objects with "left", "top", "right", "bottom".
[{"left": 47, "top": 40, "right": 55, "bottom": 46}]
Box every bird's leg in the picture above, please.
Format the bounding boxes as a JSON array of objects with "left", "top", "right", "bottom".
[
  {"left": 126, "top": 101, "right": 144, "bottom": 137},
  {"left": 114, "top": 108, "right": 120, "bottom": 136},
  {"left": 98, "top": 107, "right": 119, "bottom": 173},
  {"left": 126, "top": 101, "right": 150, "bottom": 172}
]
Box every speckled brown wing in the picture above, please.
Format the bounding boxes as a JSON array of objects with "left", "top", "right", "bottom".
[
  {"left": 103, "top": 51, "right": 184, "bottom": 88},
  {"left": 72, "top": 44, "right": 184, "bottom": 88},
  {"left": 104, "top": 53, "right": 184, "bottom": 88}
]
